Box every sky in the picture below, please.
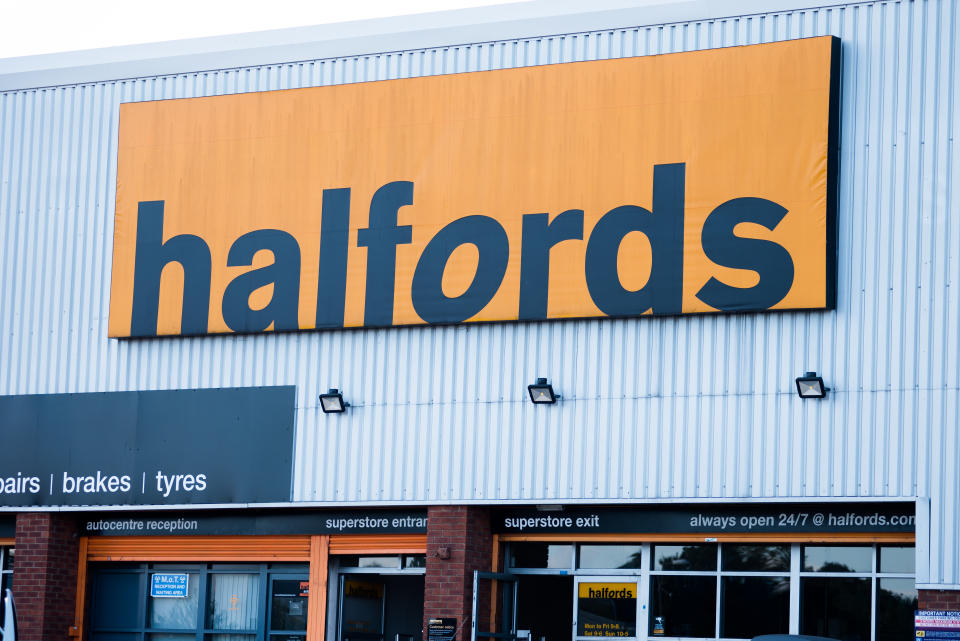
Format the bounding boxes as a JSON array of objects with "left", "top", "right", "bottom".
[{"left": 0, "top": 0, "right": 527, "bottom": 60}]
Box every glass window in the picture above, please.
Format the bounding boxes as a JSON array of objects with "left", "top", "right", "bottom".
[
  {"left": 649, "top": 575, "right": 716, "bottom": 637},
  {"left": 340, "top": 555, "right": 400, "bottom": 568},
  {"left": 270, "top": 579, "right": 309, "bottom": 632},
  {"left": 93, "top": 572, "right": 143, "bottom": 630},
  {"left": 722, "top": 545, "right": 790, "bottom": 572},
  {"left": 340, "top": 578, "right": 385, "bottom": 637},
  {"left": 150, "top": 573, "right": 201, "bottom": 630},
  {"left": 2, "top": 547, "right": 12, "bottom": 570},
  {"left": 720, "top": 577, "right": 790, "bottom": 638},
  {"left": 206, "top": 573, "right": 259, "bottom": 631},
  {"left": 800, "top": 577, "right": 871, "bottom": 641},
  {"left": 876, "top": 578, "right": 918, "bottom": 641},
  {"left": 577, "top": 581, "right": 637, "bottom": 637},
  {"left": 510, "top": 543, "right": 573, "bottom": 569},
  {"left": 579, "top": 545, "right": 642, "bottom": 570},
  {"left": 403, "top": 555, "right": 426, "bottom": 569},
  {"left": 879, "top": 546, "right": 915, "bottom": 573},
  {"left": 802, "top": 546, "right": 872, "bottom": 572},
  {"left": 652, "top": 544, "right": 716, "bottom": 571}
]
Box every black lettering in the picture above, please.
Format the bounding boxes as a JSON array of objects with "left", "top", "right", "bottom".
[
  {"left": 222, "top": 229, "right": 301, "bottom": 332},
  {"left": 411, "top": 215, "right": 509, "bottom": 324},
  {"left": 695, "top": 197, "right": 794, "bottom": 310},
  {"left": 518, "top": 209, "right": 584, "bottom": 319},
  {"left": 130, "top": 200, "right": 211, "bottom": 336},
  {"left": 315, "top": 187, "right": 351, "bottom": 328},
  {"left": 584, "top": 163, "right": 684, "bottom": 316},
  {"left": 357, "top": 181, "right": 414, "bottom": 326}
]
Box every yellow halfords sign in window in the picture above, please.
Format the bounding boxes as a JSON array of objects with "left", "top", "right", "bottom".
[{"left": 109, "top": 36, "right": 839, "bottom": 337}]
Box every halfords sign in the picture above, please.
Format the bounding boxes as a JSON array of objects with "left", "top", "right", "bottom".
[{"left": 109, "top": 37, "right": 839, "bottom": 338}]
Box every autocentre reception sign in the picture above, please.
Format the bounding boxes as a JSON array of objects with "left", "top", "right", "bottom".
[{"left": 109, "top": 36, "right": 839, "bottom": 338}]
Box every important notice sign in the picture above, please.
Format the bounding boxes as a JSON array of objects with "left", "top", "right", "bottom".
[
  {"left": 916, "top": 610, "right": 960, "bottom": 639},
  {"left": 0, "top": 387, "right": 295, "bottom": 507},
  {"left": 109, "top": 36, "right": 839, "bottom": 338},
  {"left": 494, "top": 503, "right": 916, "bottom": 534}
]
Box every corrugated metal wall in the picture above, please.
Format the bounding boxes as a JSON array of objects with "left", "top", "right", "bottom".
[{"left": 1, "top": 0, "right": 958, "bottom": 583}]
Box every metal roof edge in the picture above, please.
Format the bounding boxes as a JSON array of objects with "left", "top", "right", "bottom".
[{"left": 0, "top": 0, "right": 881, "bottom": 92}]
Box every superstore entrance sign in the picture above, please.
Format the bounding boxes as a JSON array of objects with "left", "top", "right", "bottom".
[{"left": 109, "top": 37, "right": 839, "bottom": 338}]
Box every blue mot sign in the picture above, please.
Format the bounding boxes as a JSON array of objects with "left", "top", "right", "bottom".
[{"left": 151, "top": 573, "right": 190, "bottom": 598}]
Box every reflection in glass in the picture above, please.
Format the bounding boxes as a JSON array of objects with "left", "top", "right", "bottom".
[
  {"left": 150, "top": 573, "right": 200, "bottom": 630},
  {"left": 271, "top": 579, "right": 308, "bottom": 631},
  {"left": 802, "top": 546, "right": 872, "bottom": 572},
  {"left": 876, "top": 578, "right": 918, "bottom": 641},
  {"left": 879, "top": 546, "right": 915, "bottom": 574},
  {"left": 147, "top": 635, "right": 195, "bottom": 641},
  {"left": 800, "top": 577, "right": 870, "bottom": 641},
  {"left": 650, "top": 575, "right": 716, "bottom": 637},
  {"left": 2, "top": 548, "right": 13, "bottom": 570},
  {"left": 404, "top": 555, "right": 427, "bottom": 568},
  {"left": 579, "top": 545, "right": 642, "bottom": 569},
  {"left": 510, "top": 543, "right": 574, "bottom": 569},
  {"left": 722, "top": 545, "right": 790, "bottom": 572},
  {"left": 207, "top": 573, "right": 258, "bottom": 631},
  {"left": 653, "top": 544, "right": 717, "bottom": 571},
  {"left": 207, "top": 636, "right": 256, "bottom": 641},
  {"left": 577, "top": 582, "right": 637, "bottom": 637},
  {"left": 340, "top": 556, "right": 399, "bottom": 568},
  {"left": 721, "top": 577, "right": 790, "bottom": 638}
]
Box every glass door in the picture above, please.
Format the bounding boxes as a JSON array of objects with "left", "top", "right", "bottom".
[
  {"left": 268, "top": 573, "right": 310, "bottom": 641},
  {"left": 573, "top": 576, "right": 639, "bottom": 641}
]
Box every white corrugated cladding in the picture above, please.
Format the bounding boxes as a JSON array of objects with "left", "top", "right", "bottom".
[{"left": 0, "top": 0, "right": 957, "bottom": 582}]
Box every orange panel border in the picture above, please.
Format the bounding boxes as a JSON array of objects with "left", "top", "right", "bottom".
[{"left": 328, "top": 533, "right": 427, "bottom": 554}]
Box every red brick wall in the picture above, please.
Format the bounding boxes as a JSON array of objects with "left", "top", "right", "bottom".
[
  {"left": 920, "top": 589, "right": 960, "bottom": 611},
  {"left": 12, "top": 513, "right": 79, "bottom": 641},
  {"left": 424, "top": 506, "right": 493, "bottom": 641}
]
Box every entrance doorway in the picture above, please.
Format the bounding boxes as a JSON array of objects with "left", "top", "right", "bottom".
[
  {"left": 332, "top": 555, "right": 426, "bottom": 641},
  {"left": 515, "top": 575, "right": 573, "bottom": 641}
]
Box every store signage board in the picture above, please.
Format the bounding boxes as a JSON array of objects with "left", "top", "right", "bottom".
[
  {"left": 0, "top": 387, "right": 295, "bottom": 507},
  {"left": 494, "top": 503, "right": 916, "bottom": 534},
  {"left": 81, "top": 509, "right": 428, "bottom": 536},
  {"left": 109, "top": 36, "right": 839, "bottom": 338},
  {"left": 577, "top": 583, "right": 637, "bottom": 637},
  {"left": 916, "top": 610, "right": 960, "bottom": 638},
  {"left": 151, "top": 573, "right": 189, "bottom": 598}
]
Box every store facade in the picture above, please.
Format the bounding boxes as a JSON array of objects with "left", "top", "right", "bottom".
[{"left": 0, "top": 0, "right": 957, "bottom": 640}]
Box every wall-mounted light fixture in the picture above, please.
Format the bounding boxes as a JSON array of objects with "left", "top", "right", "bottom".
[
  {"left": 319, "top": 388, "right": 348, "bottom": 413},
  {"left": 528, "top": 378, "right": 558, "bottom": 404},
  {"left": 795, "top": 372, "right": 829, "bottom": 399}
]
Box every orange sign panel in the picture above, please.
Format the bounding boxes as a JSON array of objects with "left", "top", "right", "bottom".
[{"left": 109, "top": 36, "right": 839, "bottom": 337}]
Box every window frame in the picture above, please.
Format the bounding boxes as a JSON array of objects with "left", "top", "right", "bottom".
[
  {"left": 87, "top": 561, "right": 309, "bottom": 641},
  {"left": 502, "top": 541, "right": 916, "bottom": 641}
]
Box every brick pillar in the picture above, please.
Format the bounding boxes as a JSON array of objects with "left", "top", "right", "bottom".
[
  {"left": 920, "top": 589, "right": 960, "bottom": 610},
  {"left": 13, "top": 513, "right": 79, "bottom": 641},
  {"left": 424, "top": 506, "right": 493, "bottom": 641}
]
